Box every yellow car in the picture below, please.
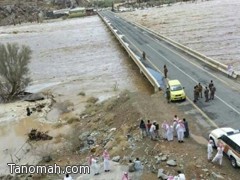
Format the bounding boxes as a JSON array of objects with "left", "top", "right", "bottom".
[{"left": 168, "top": 80, "right": 186, "bottom": 101}]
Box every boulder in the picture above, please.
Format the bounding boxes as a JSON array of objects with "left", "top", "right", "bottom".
[
  {"left": 112, "top": 155, "right": 121, "bottom": 162},
  {"left": 24, "top": 93, "right": 45, "bottom": 102},
  {"left": 166, "top": 160, "right": 177, "bottom": 166}
]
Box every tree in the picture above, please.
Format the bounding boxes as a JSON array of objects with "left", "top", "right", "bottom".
[{"left": 0, "top": 43, "right": 32, "bottom": 102}]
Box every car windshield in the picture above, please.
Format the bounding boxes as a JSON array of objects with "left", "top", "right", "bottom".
[{"left": 170, "top": 85, "right": 182, "bottom": 91}]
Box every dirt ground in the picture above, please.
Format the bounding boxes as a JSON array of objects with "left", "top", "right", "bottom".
[
  {"left": 21, "top": 91, "right": 239, "bottom": 180},
  {"left": 119, "top": 0, "right": 240, "bottom": 73}
]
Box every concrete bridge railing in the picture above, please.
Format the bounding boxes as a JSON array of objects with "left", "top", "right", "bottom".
[{"left": 98, "top": 13, "right": 161, "bottom": 92}]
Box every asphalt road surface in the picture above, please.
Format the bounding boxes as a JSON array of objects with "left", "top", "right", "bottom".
[{"left": 99, "top": 11, "right": 240, "bottom": 129}]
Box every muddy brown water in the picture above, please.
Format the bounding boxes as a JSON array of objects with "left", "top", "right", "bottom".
[{"left": 0, "top": 16, "right": 152, "bottom": 175}]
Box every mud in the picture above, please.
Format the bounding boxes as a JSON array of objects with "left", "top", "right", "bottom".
[{"left": 0, "top": 16, "right": 151, "bottom": 175}]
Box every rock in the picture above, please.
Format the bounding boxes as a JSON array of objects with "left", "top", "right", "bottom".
[
  {"left": 202, "top": 169, "right": 209, "bottom": 172},
  {"left": 166, "top": 159, "right": 177, "bottom": 166},
  {"left": 112, "top": 155, "right": 120, "bottom": 162},
  {"left": 211, "top": 172, "right": 224, "bottom": 179},
  {"left": 78, "top": 131, "right": 90, "bottom": 141},
  {"left": 196, "top": 164, "right": 201, "bottom": 168},
  {"left": 42, "top": 155, "right": 52, "bottom": 163},
  {"left": 157, "top": 169, "right": 169, "bottom": 179},
  {"left": 161, "top": 155, "right": 167, "bottom": 161},
  {"left": 110, "top": 128, "right": 116, "bottom": 132},
  {"left": 24, "top": 93, "right": 45, "bottom": 102},
  {"left": 156, "top": 157, "right": 161, "bottom": 164}
]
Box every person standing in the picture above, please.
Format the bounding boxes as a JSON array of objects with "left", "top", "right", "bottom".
[
  {"left": 164, "top": 65, "right": 168, "bottom": 78},
  {"left": 142, "top": 51, "right": 146, "bottom": 60},
  {"left": 207, "top": 140, "right": 214, "bottom": 161},
  {"left": 166, "top": 124, "right": 174, "bottom": 141},
  {"left": 227, "top": 64, "right": 233, "bottom": 78},
  {"left": 204, "top": 87, "right": 209, "bottom": 102},
  {"left": 139, "top": 119, "right": 147, "bottom": 138},
  {"left": 102, "top": 150, "right": 110, "bottom": 172},
  {"left": 210, "top": 84, "right": 216, "bottom": 100},
  {"left": 166, "top": 87, "right": 171, "bottom": 103},
  {"left": 212, "top": 143, "right": 224, "bottom": 166},
  {"left": 146, "top": 120, "right": 151, "bottom": 137},
  {"left": 198, "top": 83, "right": 203, "bottom": 98},
  {"left": 176, "top": 120, "right": 185, "bottom": 143},
  {"left": 173, "top": 115, "right": 179, "bottom": 137},
  {"left": 88, "top": 155, "right": 100, "bottom": 175},
  {"left": 149, "top": 122, "right": 156, "bottom": 140},
  {"left": 193, "top": 86, "right": 198, "bottom": 103},
  {"left": 161, "top": 121, "right": 169, "bottom": 140},
  {"left": 183, "top": 118, "right": 189, "bottom": 138},
  {"left": 209, "top": 80, "right": 213, "bottom": 91},
  {"left": 155, "top": 123, "right": 160, "bottom": 139}
]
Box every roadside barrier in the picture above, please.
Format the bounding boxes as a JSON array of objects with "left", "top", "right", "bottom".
[{"left": 98, "top": 13, "right": 161, "bottom": 92}]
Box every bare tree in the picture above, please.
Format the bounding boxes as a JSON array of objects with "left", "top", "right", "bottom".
[{"left": 0, "top": 43, "right": 32, "bottom": 102}]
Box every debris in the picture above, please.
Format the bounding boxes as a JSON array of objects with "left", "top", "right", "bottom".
[{"left": 28, "top": 129, "right": 52, "bottom": 141}]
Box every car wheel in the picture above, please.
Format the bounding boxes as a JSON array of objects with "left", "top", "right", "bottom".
[
  {"left": 210, "top": 137, "right": 217, "bottom": 148},
  {"left": 230, "top": 157, "right": 237, "bottom": 168}
]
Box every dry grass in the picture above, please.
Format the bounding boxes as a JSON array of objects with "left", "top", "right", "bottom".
[
  {"left": 86, "top": 96, "right": 98, "bottom": 104},
  {"left": 78, "top": 91, "right": 86, "bottom": 96}
]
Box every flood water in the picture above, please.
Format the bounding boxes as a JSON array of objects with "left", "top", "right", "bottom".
[{"left": 0, "top": 16, "right": 151, "bottom": 175}]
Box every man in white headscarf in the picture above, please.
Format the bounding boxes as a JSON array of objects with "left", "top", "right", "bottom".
[
  {"left": 167, "top": 124, "right": 174, "bottom": 141},
  {"left": 207, "top": 140, "right": 213, "bottom": 161},
  {"left": 161, "top": 121, "right": 169, "bottom": 140},
  {"left": 102, "top": 150, "right": 110, "bottom": 172},
  {"left": 149, "top": 121, "right": 156, "bottom": 140},
  {"left": 88, "top": 155, "right": 100, "bottom": 175},
  {"left": 175, "top": 120, "right": 185, "bottom": 143},
  {"left": 212, "top": 143, "right": 225, "bottom": 165}
]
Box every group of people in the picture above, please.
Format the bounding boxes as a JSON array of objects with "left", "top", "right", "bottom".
[
  {"left": 194, "top": 80, "right": 216, "bottom": 103},
  {"left": 86, "top": 149, "right": 111, "bottom": 176},
  {"left": 139, "top": 115, "right": 189, "bottom": 143},
  {"left": 207, "top": 140, "right": 225, "bottom": 166}
]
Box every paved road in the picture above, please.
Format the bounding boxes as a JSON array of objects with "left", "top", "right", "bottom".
[{"left": 99, "top": 11, "right": 240, "bottom": 128}]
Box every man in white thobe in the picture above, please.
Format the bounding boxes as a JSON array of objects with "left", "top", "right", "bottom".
[
  {"left": 88, "top": 155, "right": 100, "bottom": 175},
  {"left": 207, "top": 140, "right": 213, "bottom": 161},
  {"left": 167, "top": 125, "right": 174, "bottom": 141},
  {"left": 161, "top": 121, "right": 168, "bottom": 140},
  {"left": 212, "top": 144, "right": 224, "bottom": 165},
  {"left": 149, "top": 122, "right": 156, "bottom": 140},
  {"left": 102, "top": 150, "right": 110, "bottom": 172},
  {"left": 176, "top": 121, "right": 185, "bottom": 143}
]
